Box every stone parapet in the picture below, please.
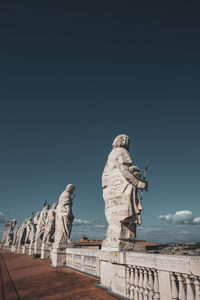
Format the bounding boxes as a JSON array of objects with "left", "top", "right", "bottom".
[
  {"left": 100, "top": 251, "right": 200, "bottom": 300},
  {"left": 66, "top": 248, "right": 100, "bottom": 277}
]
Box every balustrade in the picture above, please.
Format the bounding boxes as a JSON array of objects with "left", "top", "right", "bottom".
[
  {"left": 170, "top": 273, "right": 200, "bottom": 300},
  {"left": 126, "top": 266, "right": 160, "bottom": 300}
]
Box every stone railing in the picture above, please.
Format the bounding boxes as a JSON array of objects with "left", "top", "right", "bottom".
[
  {"left": 66, "top": 248, "right": 100, "bottom": 277},
  {"left": 100, "top": 251, "right": 200, "bottom": 300},
  {"left": 126, "top": 266, "right": 160, "bottom": 300}
]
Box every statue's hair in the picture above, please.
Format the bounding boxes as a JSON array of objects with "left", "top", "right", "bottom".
[{"left": 112, "top": 134, "right": 130, "bottom": 149}]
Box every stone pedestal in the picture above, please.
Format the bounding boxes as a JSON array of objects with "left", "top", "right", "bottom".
[
  {"left": 28, "top": 243, "right": 35, "bottom": 255},
  {"left": 17, "top": 245, "right": 22, "bottom": 253},
  {"left": 11, "top": 245, "right": 16, "bottom": 252},
  {"left": 41, "top": 243, "right": 52, "bottom": 259},
  {"left": 34, "top": 240, "right": 42, "bottom": 256},
  {"left": 51, "top": 242, "right": 74, "bottom": 267}
]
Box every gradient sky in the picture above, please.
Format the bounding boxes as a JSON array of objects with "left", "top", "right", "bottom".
[{"left": 0, "top": 1, "right": 200, "bottom": 242}]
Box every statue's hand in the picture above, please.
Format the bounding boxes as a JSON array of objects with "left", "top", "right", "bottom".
[{"left": 137, "top": 181, "right": 148, "bottom": 190}]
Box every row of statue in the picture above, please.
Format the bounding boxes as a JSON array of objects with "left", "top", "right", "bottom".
[
  {"left": 6, "top": 184, "right": 75, "bottom": 249},
  {"left": 3, "top": 134, "right": 148, "bottom": 251}
]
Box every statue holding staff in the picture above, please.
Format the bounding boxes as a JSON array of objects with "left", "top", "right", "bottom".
[{"left": 102, "top": 134, "right": 148, "bottom": 250}]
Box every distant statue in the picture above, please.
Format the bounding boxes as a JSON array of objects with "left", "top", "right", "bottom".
[
  {"left": 54, "top": 184, "right": 75, "bottom": 245},
  {"left": 25, "top": 217, "right": 35, "bottom": 244},
  {"left": 17, "top": 219, "right": 28, "bottom": 246},
  {"left": 43, "top": 203, "right": 57, "bottom": 244},
  {"left": 12, "top": 226, "right": 20, "bottom": 246},
  {"left": 102, "top": 134, "right": 148, "bottom": 250},
  {"left": 35, "top": 203, "right": 50, "bottom": 242},
  {"left": 33, "top": 212, "right": 40, "bottom": 231},
  {"left": 4, "top": 219, "right": 17, "bottom": 246}
]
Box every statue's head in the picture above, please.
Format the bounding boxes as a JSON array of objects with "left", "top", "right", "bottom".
[
  {"left": 36, "top": 212, "right": 40, "bottom": 218},
  {"left": 66, "top": 184, "right": 75, "bottom": 193},
  {"left": 12, "top": 219, "right": 17, "bottom": 225},
  {"left": 112, "top": 134, "right": 130, "bottom": 151},
  {"left": 52, "top": 203, "right": 57, "bottom": 209}
]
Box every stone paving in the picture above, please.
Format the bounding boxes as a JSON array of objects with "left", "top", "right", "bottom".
[{"left": 0, "top": 251, "right": 117, "bottom": 300}]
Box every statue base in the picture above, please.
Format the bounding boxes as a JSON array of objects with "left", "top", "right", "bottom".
[
  {"left": 51, "top": 241, "right": 74, "bottom": 268},
  {"left": 28, "top": 242, "right": 34, "bottom": 255},
  {"left": 17, "top": 245, "right": 22, "bottom": 253},
  {"left": 34, "top": 240, "right": 42, "bottom": 257},
  {"left": 22, "top": 244, "right": 30, "bottom": 254},
  {"left": 41, "top": 243, "right": 52, "bottom": 259},
  {"left": 102, "top": 238, "right": 136, "bottom": 252},
  {"left": 11, "top": 245, "right": 16, "bottom": 252}
]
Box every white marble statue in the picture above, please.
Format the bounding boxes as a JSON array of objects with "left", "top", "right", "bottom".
[
  {"left": 54, "top": 184, "right": 75, "bottom": 245},
  {"left": 2, "top": 219, "right": 17, "bottom": 247},
  {"left": 43, "top": 203, "right": 57, "bottom": 244},
  {"left": 25, "top": 217, "right": 35, "bottom": 244},
  {"left": 12, "top": 226, "right": 20, "bottom": 246},
  {"left": 35, "top": 203, "right": 50, "bottom": 242},
  {"left": 17, "top": 219, "right": 28, "bottom": 246},
  {"left": 102, "top": 134, "right": 148, "bottom": 250}
]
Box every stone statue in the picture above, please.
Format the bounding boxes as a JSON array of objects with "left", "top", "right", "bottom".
[
  {"left": 25, "top": 217, "right": 35, "bottom": 244},
  {"left": 12, "top": 226, "right": 20, "bottom": 245},
  {"left": 102, "top": 134, "right": 148, "bottom": 250},
  {"left": 43, "top": 203, "right": 57, "bottom": 244},
  {"left": 54, "top": 184, "right": 75, "bottom": 245},
  {"left": 17, "top": 219, "right": 28, "bottom": 246},
  {"left": 33, "top": 212, "right": 40, "bottom": 231},
  {"left": 3, "top": 219, "right": 17, "bottom": 247},
  {"left": 35, "top": 203, "right": 50, "bottom": 242}
]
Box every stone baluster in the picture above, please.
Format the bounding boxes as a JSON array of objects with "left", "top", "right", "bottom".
[
  {"left": 143, "top": 268, "right": 149, "bottom": 300},
  {"left": 153, "top": 269, "right": 160, "bottom": 300},
  {"left": 130, "top": 267, "right": 135, "bottom": 300},
  {"left": 130, "top": 266, "right": 135, "bottom": 285},
  {"left": 138, "top": 268, "right": 144, "bottom": 300},
  {"left": 148, "top": 269, "right": 154, "bottom": 300},
  {"left": 185, "top": 275, "right": 195, "bottom": 300},
  {"left": 177, "top": 273, "right": 186, "bottom": 300},
  {"left": 171, "top": 273, "right": 179, "bottom": 300},
  {"left": 126, "top": 266, "right": 131, "bottom": 298},
  {"left": 194, "top": 277, "right": 200, "bottom": 300},
  {"left": 134, "top": 267, "right": 139, "bottom": 300}
]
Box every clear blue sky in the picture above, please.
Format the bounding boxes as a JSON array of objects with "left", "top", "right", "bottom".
[{"left": 0, "top": 1, "right": 200, "bottom": 242}]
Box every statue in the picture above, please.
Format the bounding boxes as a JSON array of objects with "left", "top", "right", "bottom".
[
  {"left": 25, "top": 217, "right": 35, "bottom": 244},
  {"left": 102, "top": 134, "right": 148, "bottom": 250},
  {"left": 35, "top": 203, "right": 50, "bottom": 242},
  {"left": 3, "top": 219, "right": 17, "bottom": 247},
  {"left": 33, "top": 212, "right": 40, "bottom": 231},
  {"left": 12, "top": 226, "right": 20, "bottom": 245},
  {"left": 17, "top": 219, "right": 28, "bottom": 246},
  {"left": 43, "top": 203, "right": 57, "bottom": 244},
  {"left": 54, "top": 184, "right": 75, "bottom": 245}
]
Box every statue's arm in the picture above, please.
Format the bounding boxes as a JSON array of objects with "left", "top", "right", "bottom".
[{"left": 117, "top": 148, "right": 147, "bottom": 189}]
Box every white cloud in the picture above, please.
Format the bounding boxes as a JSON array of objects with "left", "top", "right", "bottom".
[
  {"left": 158, "top": 210, "right": 200, "bottom": 225},
  {"left": 0, "top": 212, "right": 5, "bottom": 223},
  {"left": 94, "top": 224, "right": 106, "bottom": 228},
  {"left": 73, "top": 218, "right": 91, "bottom": 226},
  {"left": 193, "top": 217, "right": 200, "bottom": 224}
]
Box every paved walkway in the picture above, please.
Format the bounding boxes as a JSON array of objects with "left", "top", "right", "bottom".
[{"left": 0, "top": 251, "right": 117, "bottom": 300}]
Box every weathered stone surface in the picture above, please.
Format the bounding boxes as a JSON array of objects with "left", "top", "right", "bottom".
[
  {"left": 1, "top": 219, "right": 17, "bottom": 248},
  {"left": 41, "top": 243, "right": 52, "bottom": 259},
  {"left": 54, "top": 184, "right": 75, "bottom": 245},
  {"left": 34, "top": 203, "right": 50, "bottom": 254},
  {"left": 43, "top": 203, "right": 57, "bottom": 244},
  {"left": 102, "top": 134, "right": 147, "bottom": 250}
]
